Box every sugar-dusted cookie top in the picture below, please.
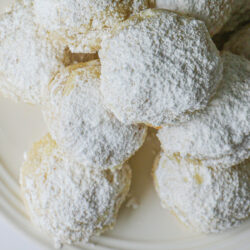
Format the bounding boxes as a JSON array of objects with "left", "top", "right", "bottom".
[
  {"left": 155, "top": 0, "right": 233, "bottom": 35},
  {"left": 100, "top": 9, "right": 222, "bottom": 127},
  {"left": 0, "top": 0, "right": 65, "bottom": 104},
  {"left": 158, "top": 52, "right": 250, "bottom": 168},
  {"left": 153, "top": 152, "right": 250, "bottom": 233},
  {"left": 42, "top": 60, "right": 147, "bottom": 169},
  {"left": 33, "top": 0, "right": 150, "bottom": 53},
  {"left": 20, "top": 134, "right": 131, "bottom": 246}
]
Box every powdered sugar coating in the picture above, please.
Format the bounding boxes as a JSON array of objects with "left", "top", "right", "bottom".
[
  {"left": 33, "top": 0, "right": 150, "bottom": 53},
  {"left": 153, "top": 152, "right": 250, "bottom": 233},
  {"left": 20, "top": 134, "right": 131, "bottom": 246},
  {"left": 100, "top": 9, "right": 222, "bottom": 127},
  {"left": 158, "top": 52, "right": 250, "bottom": 168},
  {"left": 155, "top": 0, "right": 233, "bottom": 35},
  {"left": 156, "top": 0, "right": 249, "bottom": 35},
  {"left": 224, "top": 23, "right": 250, "bottom": 60},
  {"left": 42, "top": 60, "right": 147, "bottom": 170},
  {"left": 0, "top": 0, "right": 65, "bottom": 104}
]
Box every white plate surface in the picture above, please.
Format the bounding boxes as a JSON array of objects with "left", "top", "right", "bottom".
[{"left": 0, "top": 1, "right": 250, "bottom": 249}]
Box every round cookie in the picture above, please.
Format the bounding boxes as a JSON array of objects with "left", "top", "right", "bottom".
[
  {"left": 20, "top": 134, "right": 131, "bottom": 246},
  {"left": 153, "top": 152, "right": 250, "bottom": 233},
  {"left": 42, "top": 60, "right": 147, "bottom": 170},
  {"left": 33, "top": 0, "right": 150, "bottom": 53},
  {"left": 0, "top": 0, "right": 65, "bottom": 104},
  {"left": 100, "top": 9, "right": 222, "bottom": 128},
  {"left": 155, "top": 0, "right": 233, "bottom": 35},
  {"left": 223, "top": 23, "right": 250, "bottom": 60},
  {"left": 158, "top": 52, "right": 250, "bottom": 168}
]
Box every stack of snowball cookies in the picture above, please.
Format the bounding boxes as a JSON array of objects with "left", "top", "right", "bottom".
[{"left": 0, "top": 0, "right": 249, "bottom": 247}]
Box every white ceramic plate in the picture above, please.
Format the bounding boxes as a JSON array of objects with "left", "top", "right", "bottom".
[
  {"left": 0, "top": 1, "right": 250, "bottom": 249},
  {"left": 1, "top": 97, "right": 250, "bottom": 250}
]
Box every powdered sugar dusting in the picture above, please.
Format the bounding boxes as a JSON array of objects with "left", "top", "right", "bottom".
[
  {"left": 155, "top": 0, "right": 250, "bottom": 35},
  {"left": 153, "top": 152, "right": 250, "bottom": 233},
  {"left": 20, "top": 134, "right": 131, "bottom": 246},
  {"left": 33, "top": 0, "right": 150, "bottom": 53},
  {"left": 155, "top": 0, "right": 233, "bottom": 35},
  {"left": 158, "top": 52, "right": 250, "bottom": 168},
  {"left": 100, "top": 9, "right": 222, "bottom": 127},
  {"left": 0, "top": 0, "right": 65, "bottom": 104},
  {"left": 42, "top": 60, "right": 147, "bottom": 169}
]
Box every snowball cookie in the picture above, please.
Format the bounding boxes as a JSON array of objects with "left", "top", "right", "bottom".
[
  {"left": 223, "top": 23, "right": 250, "bottom": 60},
  {"left": 33, "top": 0, "right": 150, "bottom": 53},
  {"left": 158, "top": 52, "right": 250, "bottom": 168},
  {"left": 153, "top": 152, "right": 250, "bottom": 233},
  {"left": 100, "top": 9, "right": 222, "bottom": 127},
  {"left": 155, "top": 0, "right": 233, "bottom": 35},
  {"left": 0, "top": 0, "right": 65, "bottom": 104},
  {"left": 20, "top": 134, "right": 131, "bottom": 246},
  {"left": 42, "top": 60, "right": 147, "bottom": 170}
]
